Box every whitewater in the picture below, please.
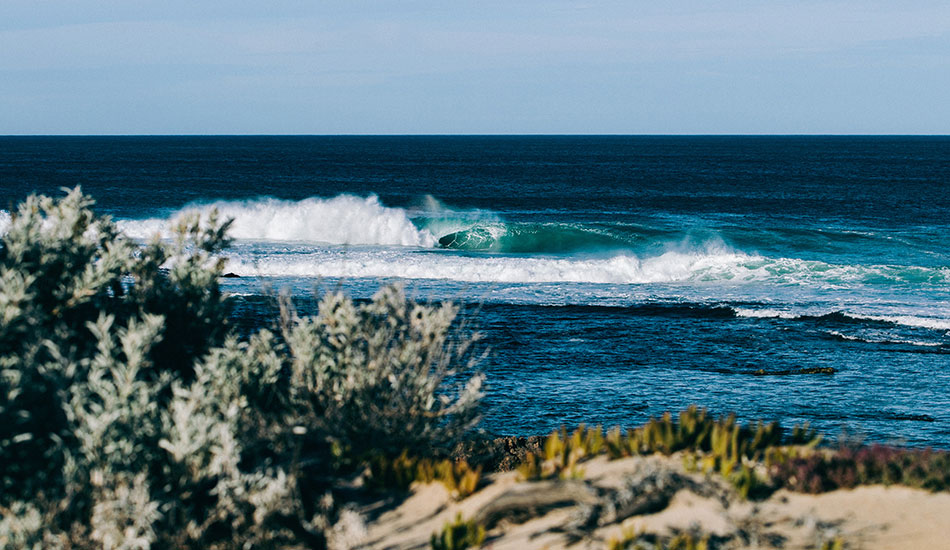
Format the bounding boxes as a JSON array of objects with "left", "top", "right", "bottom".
[
  {"left": 5, "top": 191, "right": 950, "bottom": 350},
  {"left": 106, "top": 195, "right": 950, "bottom": 288},
  {"left": 87, "top": 193, "right": 950, "bottom": 349}
]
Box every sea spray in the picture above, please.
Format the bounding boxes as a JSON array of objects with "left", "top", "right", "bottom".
[{"left": 118, "top": 195, "right": 436, "bottom": 247}]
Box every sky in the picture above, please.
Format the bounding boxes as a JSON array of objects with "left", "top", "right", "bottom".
[{"left": 1, "top": 1, "right": 948, "bottom": 134}]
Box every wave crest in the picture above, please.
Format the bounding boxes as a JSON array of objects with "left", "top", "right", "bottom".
[{"left": 117, "top": 195, "right": 436, "bottom": 247}]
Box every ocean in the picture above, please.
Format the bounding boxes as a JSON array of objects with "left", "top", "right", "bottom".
[{"left": 2, "top": 135, "right": 949, "bottom": 446}]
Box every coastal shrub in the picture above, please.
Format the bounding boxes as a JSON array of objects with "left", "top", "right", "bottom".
[
  {"left": 0, "top": 189, "right": 485, "bottom": 549},
  {"left": 727, "top": 463, "right": 767, "bottom": 500},
  {"left": 0, "top": 187, "right": 231, "bottom": 506},
  {"left": 279, "top": 285, "right": 484, "bottom": 462}
]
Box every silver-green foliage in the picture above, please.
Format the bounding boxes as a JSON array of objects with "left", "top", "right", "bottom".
[
  {"left": 0, "top": 189, "right": 483, "bottom": 549},
  {"left": 282, "top": 286, "right": 484, "bottom": 459},
  {"left": 0, "top": 188, "right": 232, "bottom": 503}
]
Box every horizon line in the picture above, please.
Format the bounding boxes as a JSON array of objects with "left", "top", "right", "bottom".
[{"left": 2, "top": 133, "right": 949, "bottom": 138}]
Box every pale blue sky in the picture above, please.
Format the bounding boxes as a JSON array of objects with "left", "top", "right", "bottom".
[{"left": 1, "top": 1, "right": 948, "bottom": 134}]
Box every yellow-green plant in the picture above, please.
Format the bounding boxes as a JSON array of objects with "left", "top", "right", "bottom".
[
  {"left": 368, "top": 451, "right": 426, "bottom": 491},
  {"left": 523, "top": 409, "right": 820, "bottom": 495},
  {"left": 667, "top": 533, "right": 709, "bottom": 550},
  {"left": 516, "top": 450, "right": 547, "bottom": 481},
  {"left": 430, "top": 514, "right": 485, "bottom": 550},
  {"left": 694, "top": 417, "right": 780, "bottom": 499},
  {"left": 368, "top": 452, "right": 482, "bottom": 499},
  {"left": 728, "top": 463, "right": 764, "bottom": 500},
  {"left": 436, "top": 460, "right": 483, "bottom": 499},
  {"left": 518, "top": 425, "right": 603, "bottom": 480},
  {"left": 606, "top": 407, "right": 714, "bottom": 458},
  {"left": 607, "top": 526, "right": 709, "bottom": 550},
  {"left": 606, "top": 406, "right": 817, "bottom": 463}
]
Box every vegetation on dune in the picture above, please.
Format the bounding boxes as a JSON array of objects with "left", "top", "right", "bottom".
[
  {"left": 367, "top": 451, "right": 483, "bottom": 498},
  {"left": 516, "top": 407, "right": 820, "bottom": 498},
  {"left": 515, "top": 407, "right": 950, "bottom": 502},
  {"left": 0, "top": 188, "right": 483, "bottom": 549},
  {"left": 768, "top": 444, "right": 950, "bottom": 494},
  {"left": 607, "top": 528, "right": 711, "bottom": 550}
]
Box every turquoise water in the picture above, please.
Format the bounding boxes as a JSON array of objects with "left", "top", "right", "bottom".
[{"left": 2, "top": 136, "right": 950, "bottom": 445}]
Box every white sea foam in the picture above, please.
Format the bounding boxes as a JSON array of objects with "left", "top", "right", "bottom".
[
  {"left": 0, "top": 210, "right": 9, "bottom": 233},
  {"left": 117, "top": 195, "right": 436, "bottom": 247},
  {"left": 733, "top": 308, "right": 798, "bottom": 319},
  {"left": 217, "top": 228, "right": 950, "bottom": 290},
  {"left": 224, "top": 244, "right": 762, "bottom": 284},
  {"left": 847, "top": 314, "right": 950, "bottom": 331}
]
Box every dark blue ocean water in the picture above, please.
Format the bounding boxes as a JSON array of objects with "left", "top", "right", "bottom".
[{"left": 3, "top": 136, "right": 950, "bottom": 446}]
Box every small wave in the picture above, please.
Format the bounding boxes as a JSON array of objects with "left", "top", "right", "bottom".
[
  {"left": 816, "top": 312, "right": 950, "bottom": 331},
  {"left": 826, "top": 330, "right": 943, "bottom": 348},
  {"left": 117, "top": 195, "right": 436, "bottom": 247},
  {"left": 524, "top": 302, "right": 737, "bottom": 319},
  {"left": 733, "top": 306, "right": 950, "bottom": 332},
  {"left": 847, "top": 314, "right": 950, "bottom": 331}
]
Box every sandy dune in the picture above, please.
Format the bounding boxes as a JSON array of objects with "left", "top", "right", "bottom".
[{"left": 353, "top": 454, "right": 950, "bottom": 550}]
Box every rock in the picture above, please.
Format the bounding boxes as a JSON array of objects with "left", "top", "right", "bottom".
[
  {"left": 453, "top": 435, "right": 545, "bottom": 471},
  {"left": 751, "top": 367, "right": 836, "bottom": 376}
]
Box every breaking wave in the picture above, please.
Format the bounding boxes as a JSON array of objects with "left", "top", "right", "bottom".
[
  {"left": 9, "top": 191, "right": 950, "bottom": 291},
  {"left": 117, "top": 195, "right": 436, "bottom": 247},
  {"left": 116, "top": 194, "right": 656, "bottom": 254}
]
